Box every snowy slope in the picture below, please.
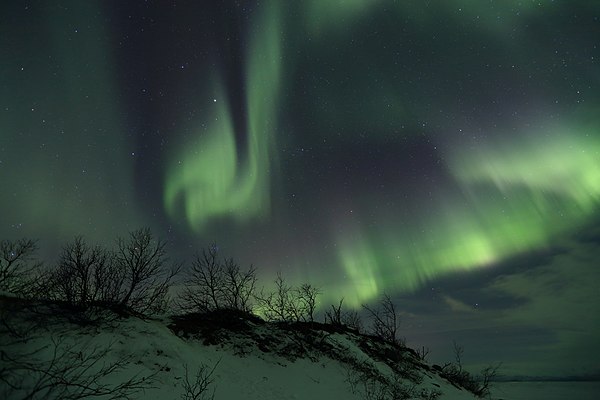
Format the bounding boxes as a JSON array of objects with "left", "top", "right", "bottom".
[{"left": 1, "top": 299, "right": 479, "bottom": 400}]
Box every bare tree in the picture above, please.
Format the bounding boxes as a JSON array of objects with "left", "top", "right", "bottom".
[
  {"left": 255, "top": 273, "right": 295, "bottom": 321},
  {"left": 343, "top": 309, "right": 363, "bottom": 332},
  {"left": 179, "top": 246, "right": 223, "bottom": 312},
  {"left": 255, "top": 274, "right": 320, "bottom": 322},
  {"left": 326, "top": 298, "right": 363, "bottom": 331},
  {"left": 440, "top": 341, "right": 500, "bottom": 398},
  {"left": 37, "top": 229, "right": 179, "bottom": 316},
  {"left": 46, "top": 237, "right": 112, "bottom": 308},
  {"left": 416, "top": 346, "right": 430, "bottom": 362},
  {"left": 92, "top": 254, "right": 126, "bottom": 306},
  {"left": 325, "top": 298, "right": 344, "bottom": 326},
  {"left": 222, "top": 258, "right": 256, "bottom": 312},
  {"left": 476, "top": 363, "right": 501, "bottom": 398},
  {"left": 178, "top": 245, "right": 257, "bottom": 313},
  {"left": 180, "top": 360, "right": 220, "bottom": 400},
  {"left": 452, "top": 340, "right": 464, "bottom": 373},
  {"left": 115, "top": 228, "right": 180, "bottom": 315},
  {"left": 0, "top": 238, "right": 41, "bottom": 295},
  {"left": 362, "top": 293, "right": 402, "bottom": 346},
  {"left": 295, "top": 283, "right": 320, "bottom": 322}
]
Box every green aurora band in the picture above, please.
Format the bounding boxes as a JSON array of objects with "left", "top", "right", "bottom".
[
  {"left": 334, "top": 124, "right": 600, "bottom": 307},
  {"left": 163, "top": 1, "right": 600, "bottom": 308},
  {"left": 302, "top": 0, "right": 579, "bottom": 39},
  {"left": 164, "top": 1, "right": 282, "bottom": 231}
]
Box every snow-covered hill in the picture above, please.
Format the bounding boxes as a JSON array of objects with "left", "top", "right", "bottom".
[{"left": 1, "top": 297, "right": 480, "bottom": 400}]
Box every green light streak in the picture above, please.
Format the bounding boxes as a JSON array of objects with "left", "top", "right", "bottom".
[
  {"left": 303, "top": 0, "right": 558, "bottom": 37},
  {"left": 304, "top": 0, "right": 378, "bottom": 35},
  {"left": 164, "top": 90, "right": 246, "bottom": 228},
  {"left": 159, "top": 1, "right": 600, "bottom": 306},
  {"left": 245, "top": 0, "right": 283, "bottom": 220},
  {"left": 164, "top": 1, "right": 282, "bottom": 231},
  {"left": 336, "top": 229, "right": 381, "bottom": 308},
  {"left": 449, "top": 128, "right": 600, "bottom": 212},
  {"left": 328, "top": 126, "right": 600, "bottom": 307}
]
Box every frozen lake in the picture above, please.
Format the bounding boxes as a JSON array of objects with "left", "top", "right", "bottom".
[{"left": 491, "top": 381, "right": 600, "bottom": 400}]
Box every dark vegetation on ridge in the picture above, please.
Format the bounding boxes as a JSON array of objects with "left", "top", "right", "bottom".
[{"left": 1, "top": 228, "right": 499, "bottom": 399}]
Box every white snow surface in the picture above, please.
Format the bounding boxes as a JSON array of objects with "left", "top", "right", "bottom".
[{"left": 1, "top": 300, "right": 479, "bottom": 400}]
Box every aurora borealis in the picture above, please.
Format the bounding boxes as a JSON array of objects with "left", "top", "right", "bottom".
[{"left": 1, "top": 1, "right": 599, "bottom": 377}]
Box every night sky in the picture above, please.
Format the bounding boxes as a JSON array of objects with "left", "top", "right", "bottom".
[{"left": 2, "top": 1, "right": 599, "bottom": 378}]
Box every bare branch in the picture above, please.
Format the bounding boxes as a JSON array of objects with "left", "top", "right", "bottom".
[
  {"left": 416, "top": 346, "right": 430, "bottom": 362},
  {"left": 115, "top": 228, "right": 180, "bottom": 315},
  {"left": 296, "top": 283, "right": 320, "bottom": 322},
  {"left": 325, "top": 298, "right": 363, "bottom": 331},
  {"left": 255, "top": 273, "right": 295, "bottom": 322},
  {"left": 362, "top": 293, "right": 401, "bottom": 346},
  {"left": 178, "top": 245, "right": 256, "bottom": 313},
  {"left": 45, "top": 237, "right": 112, "bottom": 309},
  {"left": 1, "top": 322, "right": 156, "bottom": 400},
  {"left": 0, "top": 238, "right": 42, "bottom": 296},
  {"left": 222, "top": 259, "right": 256, "bottom": 313},
  {"left": 180, "top": 360, "right": 220, "bottom": 400},
  {"left": 325, "top": 298, "right": 344, "bottom": 326},
  {"left": 453, "top": 340, "right": 464, "bottom": 372}
]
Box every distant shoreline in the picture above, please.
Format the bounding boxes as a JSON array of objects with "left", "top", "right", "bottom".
[{"left": 493, "top": 376, "right": 600, "bottom": 383}]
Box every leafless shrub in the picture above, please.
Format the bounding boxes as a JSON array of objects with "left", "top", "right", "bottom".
[
  {"left": 296, "top": 283, "right": 320, "bottom": 322},
  {"left": 222, "top": 258, "right": 256, "bottom": 312},
  {"left": 345, "top": 362, "right": 387, "bottom": 400},
  {"left": 362, "top": 293, "right": 402, "bottom": 346},
  {"left": 416, "top": 346, "right": 430, "bottom": 362},
  {"left": 387, "top": 376, "right": 419, "bottom": 400},
  {"left": 343, "top": 309, "right": 363, "bottom": 332},
  {"left": 115, "top": 228, "right": 181, "bottom": 315},
  {"left": 325, "top": 298, "right": 344, "bottom": 326},
  {"left": 476, "top": 363, "right": 501, "bottom": 398},
  {"left": 255, "top": 273, "right": 319, "bottom": 322},
  {"left": 180, "top": 360, "right": 220, "bottom": 400},
  {"left": 45, "top": 237, "right": 113, "bottom": 309},
  {"left": 178, "top": 246, "right": 223, "bottom": 312},
  {"left": 255, "top": 273, "right": 295, "bottom": 321},
  {"left": 453, "top": 340, "right": 464, "bottom": 372},
  {"left": 325, "top": 298, "right": 363, "bottom": 331},
  {"left": 40, "top": 229, "right": 179, "bottom": 317},
  {"left": 345, "top": 361, "right": 438, "bottom": 400},
  {"left": 0, "top": 238, "right": 42, "bottom": 296},
  {"left": 178, "top": 245, "right": 256, "bottom": 313},
  {"left": 440, "top": 341, "right": 500, "bottom": 398}
]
